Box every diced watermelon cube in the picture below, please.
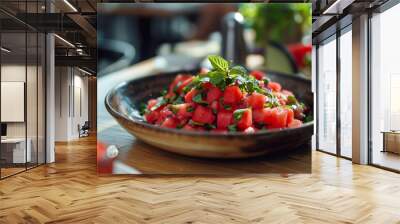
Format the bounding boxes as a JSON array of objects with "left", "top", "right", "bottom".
[
  {"left": 217, "top": 110, "right": 233, "bottom": 129},
  {"left": 234, "top": 108, "right": 252, "bottom": 130},
  {"left": 250, "top": 70, "right": 265, "bottom": 80},
  {"left": 245, "top": 92, "right": 267, "bottom": 109},
  {"left": 161, "top": 117, "right": 179, "bottom": 128},
  {"left": 192, "top": 105, "right": 215, "bottom": 124},
  {"left": 207, "top": 86, "right": 223, "bottom": 103},
  {"left": 184, "top": 88, "right": 198, "bottom": 103},
  {"left": 268, "top": 81, "right": 282, "bottom": 92},
  {"left": 288, "top": 119, "right": 303, "bottom": 128},
  {"left": 223, "top": 85, "right": 243, "bottom": 105}
]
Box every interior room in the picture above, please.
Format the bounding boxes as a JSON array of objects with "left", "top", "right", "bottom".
[
  {"left": 0, "top": 4, "right": 46, "bottom": 178},
  {"left": 370, "top": 3, "right": 400, "bottom": 171},
  {"left": 0, "top": 0, "right": 400, "bottom": 223},
  {"left": 0, "top": 0, "right": 96, "bottom": 179},
  {"left": 314, "top": 0, "right": 400, "bottom": 172}
]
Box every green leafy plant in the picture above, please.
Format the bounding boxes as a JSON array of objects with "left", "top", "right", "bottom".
[{"left": 240, "top": 3, "right": 311, "bottom": 45}]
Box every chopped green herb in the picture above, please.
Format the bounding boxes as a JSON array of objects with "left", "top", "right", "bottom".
[
  {"left": 233, "top": 108, "right": 247, "bottom": 121},
  {"left": 172, "top": 96, "right": 184, "bottom": 105},
  {"left": 186, "top": 106, "right": 194, "bottom": 112},
  {"left": 304, "top": 114, "right": 313, "bottom": 123},
  {"left": 169, "top": 105, "right": 179, "bottom": 114},
  {"left": 192, "top": 93, "right": 208, "bottom": 105},
  {"left": 208, "top": 71, "right": 226, "bottom": 89},
  {"left": 287, "top": 95, "right": 297, "bottom": 105},
  {"left": 223, "top": 104, "right": 232, "bottom": 110},
  {"left": 227, "top": 124, "right": 237, "bottom": 132},
  {"left": 160, "top": 89, "right": 168, "bottom": 96},
  {"left": 193, "top": 94, "right": 203, "bottom": 103},
  {"left": 139, "top": 102, "right": 148, "bottom": 115},
  {"left": 263, "top": 78, "right": 270, "bottom": 85},
  {"left": 204, "top": 123, "right": 216, "bottom": 130},
  {"left": 230, "top": 65, "right": 247, "bottom": 76},
  {"left": 189, "top": 120, "right": 204, "bottom": 126}
]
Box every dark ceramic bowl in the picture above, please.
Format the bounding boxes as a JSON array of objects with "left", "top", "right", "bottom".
[{"left": 105, "top": 70, "right": 313, "bottom": 158}]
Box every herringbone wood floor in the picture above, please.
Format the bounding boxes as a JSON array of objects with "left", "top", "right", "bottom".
[{"left": 0, "top": 135, "right": 400, "bottom": 224}]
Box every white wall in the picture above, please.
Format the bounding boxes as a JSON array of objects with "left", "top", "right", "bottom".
[{"left": 54, "top": 67, "right": 89, "bottom": 141}]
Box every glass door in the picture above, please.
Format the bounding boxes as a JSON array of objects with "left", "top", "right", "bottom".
[
  {"left": 339, "top": 27, "right": 352, "bottom": 158},
  {"left": 0, "top": 1, "right": 46, "bottom": 179},
  {"left": 1, "top": 30, "right": 28, "bottom": 178},
  {"left": 317, "top": 35, "right": 337, "bottom": 154}
]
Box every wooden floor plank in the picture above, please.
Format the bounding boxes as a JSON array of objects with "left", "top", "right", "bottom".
[{"left": 0, "top": 135, "right": 400, "bottom": 223}]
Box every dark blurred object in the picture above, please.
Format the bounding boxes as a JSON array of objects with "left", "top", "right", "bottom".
[
  {"left": 79, "top": 121, "right": 90, "bottom": 138},
  {"left": 190, "top": 4, "right": 236, "bottom": 40},
  {"left": 221, "top": 12, "right": 248, "bottom": 66},
  {"left": 98, "top": 38, "right": 135, "bottom": 77}
]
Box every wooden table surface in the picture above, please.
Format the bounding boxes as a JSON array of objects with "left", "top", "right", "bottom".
[{"left": 97, "top": 57, "right": 311, "bottom": 174}]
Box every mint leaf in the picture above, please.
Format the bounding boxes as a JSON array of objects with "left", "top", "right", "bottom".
[
  {"left": 204, "top": 123, "right": 216, "bottom": 130},
  {"left": 193, "top": 94, "right": 203, "bottom": 103},
  {"left": 139, "top": 102, "right": 148, "bottom": 115},
  {"left": 186, "top": 106, "right": 194, "bottom": 112},
  {"left": 304, "top": 114, "right": 313, "bottom": 123},
  {"left": 208, "top": 71, "right": 226, "bottom": 89},
  {"left": 192, "top": 94, "right": 208, "bottom": 105},
  {"left": 160, "top": 89, "right": 167, "bottom": 96},
  {"left": 227, "top": 124, "right": 237, "bottom": 132},
  {"left": 208, "top": 55, "right": 229, "bottom": 72},
  {"left": 230, "top": 65, "right": 247, "bottom": 76},
  {"left": 233, "top": 108, "right": 247, "bottom": 121},
  {"left": 287, "top": 95, "right": 297, "bottom": 105},
  {"left": 263, "top": 78, "right": 270, "bottom": 85}
]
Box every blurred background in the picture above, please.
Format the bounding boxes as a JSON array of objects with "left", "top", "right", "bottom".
[{"left": 98, "top": 3, "right": 311, "bottom": 78}]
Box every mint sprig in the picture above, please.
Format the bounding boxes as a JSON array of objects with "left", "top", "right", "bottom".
[{"left": 208, "top": 55, "right": 229, "bottom": 72}]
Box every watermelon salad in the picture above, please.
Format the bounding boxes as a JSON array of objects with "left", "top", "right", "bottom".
[{"left": 140, "top": 55, "right": 311, "bottom": 133}]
